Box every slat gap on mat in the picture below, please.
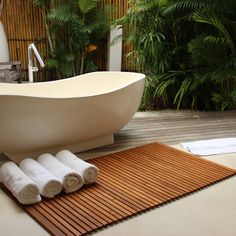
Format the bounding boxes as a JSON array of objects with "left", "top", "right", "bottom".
[
  {"left": 57, "top": 197, "right": 103, "bottom": 229},
  {"left": 79, "top": 188, "right": 125, "bottom": 219},
  {"left": 107, "top": 151, "right": 206, "bottom": 187},
  {"left": 40, "top": 202, "right": 87, "bottom": 235},
  {"left": 32, "top": 203, "right": 78, "bottom": 236},
  {"left": 71, "top": 192, "right": 118, "bottom": 223},
  {"left": 52, "top": 197, "right": 98, "bottom": 230},
  {"left": 58, "top": 194, "right": 104, "bottom": 228},
  {"left": 94, "top": 155, "right": 199, "bottom": 193},
  {"left": 99, "top": 152, "right": 214, "bottom": 196},
  {"left": 85, "top": 187, "right": 134, "bottom": 216},
  {"left": 25, "top": 205, "right": 67, "bottom": 236},
  {"left": 93, "top": 159, "right": 180, "bottom": 199},
  {"left": 96, "top": 160, "right": 178, "bottom": 199},
  {"left": 96, "top": 186, "right": 138, "bottom": 213},
  {"left": 121, "top": 146, "right": 228, "bottom": 178},
  {"left": 95, "top": 177, "right": 154, "bottom": 208},
  {"left": 96, "top": 172, "right": 159, "bottom": 206},
  {"left": 156, "top": 153, "right": 226, "bottom": 179},
  {"left": 89, "top": 186, "right": 137, "bottom": 214},
  {"left": 97, "top": 169, "right": 166, "bottom": 203},
  {"left": 94, "top": 153, "right": 203, "bottom": 191},
  {"left": 122, "top": 151, "right": 219, "bottom": 186},
  {"left": 64, "top": 194, "right": 109, "bottom": 225},
  {"left": 145, "top": 145, "right": 231, "bottom": 176},
  {"left": 4, "top": 142, "right": 235, "bottom": 236},
  {"left": 95, "top": 183, "right": 146, "bottom": 211},
  {"left": 79, "top": 188, "right": 124, "bottom": 220},
  {"left": 47, "top": 199, "right": 94, "bottom": 232},
  {"left": 147, "top": 143, "right": 235, "bottom": 173},
  {"left": 118, "top": 150, "right": 225, "bottom": 183}
]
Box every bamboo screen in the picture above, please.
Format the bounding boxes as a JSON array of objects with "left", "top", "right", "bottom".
[
  {"left": 0, "top": 0, "right": 136, "bottom": 81},
  {"left": 1, "top": 0, "right": 49, "bottom": 81}
]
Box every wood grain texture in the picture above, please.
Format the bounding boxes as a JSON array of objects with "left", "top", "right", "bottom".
[
  {"left": 78, "top": 110, "right": 236, "bottom": 160},
  {"left": 4, "top": 142, "right": 235, "bottom": 236}
]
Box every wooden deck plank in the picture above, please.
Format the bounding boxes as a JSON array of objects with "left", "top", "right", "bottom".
[{"left": 80, "top": 110, "right": 236, "bottom": 159}]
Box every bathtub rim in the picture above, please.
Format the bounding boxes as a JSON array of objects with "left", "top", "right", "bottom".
[{"left": 0, "top": 71, "right": 146, "bottom": 99}]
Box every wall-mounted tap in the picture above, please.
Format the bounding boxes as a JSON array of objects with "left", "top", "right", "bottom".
[{"left": 28, "top": 43, "right": 45, "bottom": 83}]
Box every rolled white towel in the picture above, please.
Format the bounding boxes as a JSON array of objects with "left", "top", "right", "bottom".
[
  {"left": 0, "top": 162, "right": 41, "bottom": 205},
  {"left": 20, "top": 158, "right": 62, "bottom": 198},
  {"left": 37, "top": 153, "right": 84, "bottom": 193},
  {"left": 56, "top": 150, "right": 99, "bottom": 184}
]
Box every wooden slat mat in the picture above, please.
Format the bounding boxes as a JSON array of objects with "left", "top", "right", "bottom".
[{"left": 4, "top": 142, "right": 236, "bottom": 235}]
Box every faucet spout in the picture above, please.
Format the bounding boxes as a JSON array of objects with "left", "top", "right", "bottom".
[{"left": 28, "top": 43, "right": 45, "bottom": 83}]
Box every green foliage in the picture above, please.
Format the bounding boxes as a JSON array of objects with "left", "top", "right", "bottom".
[
  {"left": 119, "top": 0, "right": 236, "bottom": 111},
  {"left": 33, "top": 0, "right": 49, "bottom": 6},
  {"left": 34, "top": 0, "right": 110, "bottom": 78},
  {"left": 78, "top": 0, "right": 99, "bottom": 14}
]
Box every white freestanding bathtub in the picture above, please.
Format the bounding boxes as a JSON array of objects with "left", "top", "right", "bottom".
[{"left": 0, "top": 71, "right": 145, "bottom": 163}]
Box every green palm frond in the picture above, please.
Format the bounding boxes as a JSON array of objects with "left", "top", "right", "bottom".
[
  {"left": 212, "top": 90, "right": 236, "bottom": 111},
  {"left": 32, "top": 0, "right": 47, "bottom": 6},
  {"left": 133, "top": 0, "right": 160, "bottom": 12},
  {"left": 48, "top": 5, "right": 76, "bottom": 23},
  {"left": 204, "top": 35, "right": 229, "bottom": 46},
  {"left": 78, "top": 0, "right": 99, "bottom": 14},
  {"left": 210, "top": 69, "right": 236, "bottom": 84},
  {"left": 174, "top": 77, "right": 192, "bottom": 108},
  {"left": 163, "top": 0, "right": 212, "bottom": 15},
  {"left": 188, "top": 35, "right": 229, "bottom": 68},
  {"left": 226, "top": 55, "right": 236, "bottom": 69},
  {"left": 193, "top": 9, "right": 235, "bottom": 52},
  {"left": 153, "top": 73, "right": 177, "bottom": 97}
]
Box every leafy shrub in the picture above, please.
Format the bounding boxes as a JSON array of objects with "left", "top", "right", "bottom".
[
  {"left": 118, "top": 0, "right": 236, "bottom": 110},
  {"left": 34, "top": 0, "right": 110, "bottom": 78}
]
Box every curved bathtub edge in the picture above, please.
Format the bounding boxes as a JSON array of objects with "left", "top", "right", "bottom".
[{"left": 0, "top": 71, "right": 146, "bottom": 99}]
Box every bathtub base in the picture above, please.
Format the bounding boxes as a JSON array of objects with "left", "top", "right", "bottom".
[{"left": 5, "top": 134, "right": 114, "bottom": 164}]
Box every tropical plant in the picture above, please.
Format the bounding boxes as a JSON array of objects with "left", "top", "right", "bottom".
[
  {"left": 162, "top": 0, "right": 236, "bottom": 110},
  {"left": 118, "top": 0, "right": 236, "bottom": 110},
  {"left": 115, "top": 0, "right": 174, "bottom": 110},
  {"left": 34, "top": 0, "right": 110, "bottom": 78}
]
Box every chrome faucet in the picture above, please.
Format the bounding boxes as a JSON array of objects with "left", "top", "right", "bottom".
[{"left": 28, "top": 43, "right": 45, "bottom": 83}]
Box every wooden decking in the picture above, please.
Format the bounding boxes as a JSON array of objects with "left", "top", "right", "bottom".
[
  {"left": 80, "top": 110, "right": 236, "bottom": 159},
  {"left": 0, "top": 110, "right": 235, "bottom": 162}
]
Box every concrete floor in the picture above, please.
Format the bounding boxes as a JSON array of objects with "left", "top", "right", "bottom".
[{"left": 0, "top": 112, "right": 236, "bottom": 236}]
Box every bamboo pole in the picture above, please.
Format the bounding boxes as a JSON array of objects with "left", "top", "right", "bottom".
[{"left": 1, "top": 0, "right": 134, "bottom": 81}]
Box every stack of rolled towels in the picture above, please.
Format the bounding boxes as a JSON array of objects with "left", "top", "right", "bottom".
[{"left": 0, "top": 150, "right": 99, "bottom": 205}]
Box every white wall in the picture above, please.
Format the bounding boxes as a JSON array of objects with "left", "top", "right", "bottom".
[
  {"left": 0, "top": 21, "right": 9, "bottom": 62},
  {"left": 107, "top": 25, "right": 123, "bottom": 71}
]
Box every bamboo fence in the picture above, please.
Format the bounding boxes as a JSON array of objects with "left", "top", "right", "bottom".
[{"left": 0, "top": 0, "right": 136, "bottom": 81}]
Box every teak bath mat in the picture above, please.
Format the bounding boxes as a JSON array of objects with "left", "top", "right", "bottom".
[{"left": 3, "top": 142, "right": 236, "bottom": 235}]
